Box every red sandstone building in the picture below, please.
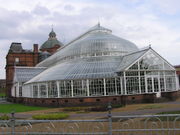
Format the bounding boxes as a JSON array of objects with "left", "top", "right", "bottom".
[{"left": 6, "top": 29, "right": 63, "bottom": 98}]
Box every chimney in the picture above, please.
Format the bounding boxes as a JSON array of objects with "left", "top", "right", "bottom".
[{"left": 33, "top": 44, "right": 38, "bottom": 53}]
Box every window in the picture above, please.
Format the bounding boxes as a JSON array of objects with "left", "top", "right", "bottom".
[
  {"left": 106, "top": 78, "right": 116, "bottom": 95},
  {"left": 33, "top": 85, "right": 38, "bottom": 98},
  {"left": 15, "top": 57, "right": 19, "bottom": 63},
  {"left": 89, "top": 79, "right": 104, "bottom": 96},
  {"left": 40, "top": 84, "right": 47, "bottom": 98},
  {"left": 19, "top": 86, "right": 22, "bottom": 97},
  {"left": 73, "top": 80, "right": 87, "bottom": 97},
  {"left": 48, "top": 82, "right": 58, "bottom": 98},
  {"left": 59, "top": 81, "right": 72, "bottom": 97}
]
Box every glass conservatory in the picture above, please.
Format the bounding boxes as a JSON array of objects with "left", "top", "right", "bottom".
[{"left": 18, "top": 24, "right": 178, "bottom": 98}]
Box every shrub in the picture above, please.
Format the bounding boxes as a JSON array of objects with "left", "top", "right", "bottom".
[
  {"left": 86, "top": 106, "right": 108, "bottom": 112},
  {"left": 0, "top": 114, "right": 9, "bottom": 120},
  {"left": 32, "top": 113, "right": 69, "bottom": 120},
  {"left": 111, "top": 104, "right": 124, "bottom": 108},
  {"left": 63, "top": 107, "right": 85, "bottom": 112},
  {"left": 137, "top": 104, "right": 162, "bottom": 110}
]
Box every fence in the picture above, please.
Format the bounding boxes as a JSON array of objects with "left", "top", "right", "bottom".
[{"left": 0, "top": 104, "right": 180, "bottom": 135}]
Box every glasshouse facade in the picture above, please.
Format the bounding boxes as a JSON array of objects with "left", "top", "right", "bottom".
[{"left": 12, "top": 24, "right": 179, "bottom": 105}]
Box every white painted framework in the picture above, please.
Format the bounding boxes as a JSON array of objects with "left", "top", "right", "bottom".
[
  {"left": 19, "top": 49, "right": 178, "bottom": 98},
  {"left": 20, "top": 50, "right": 178, "bottom": 98}
]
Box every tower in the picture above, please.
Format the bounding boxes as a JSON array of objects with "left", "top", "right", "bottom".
[
  {"left": 6, "top": 43, "right": 39, "bottom": 98},
  {"left": 40, "top": 29, "right": 63, "bottom": 54}
]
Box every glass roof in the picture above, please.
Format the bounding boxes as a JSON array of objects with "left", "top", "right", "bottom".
[
  {"left": 37, "top": 24, "right": 139, "bottom": 68},
  {"left": 14, "top": 67, "right": 46, "bottom": 83},
  {"left": 25, "top": 24, "right": 143, "bottom": 84}
]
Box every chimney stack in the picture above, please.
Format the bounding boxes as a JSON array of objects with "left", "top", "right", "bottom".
[{"left": 33, "top": 44, "right": 38, "bottom": 53}]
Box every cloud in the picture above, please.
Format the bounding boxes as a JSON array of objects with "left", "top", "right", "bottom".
[
  {"left": 32, "top": 5, "right": 50, "bottom": 16},
  {"left": 151, "top": 0, "right": 180, "bottom": 15},
  {"left": 64, "top": 4, "right": 75, "bottom": 11}
]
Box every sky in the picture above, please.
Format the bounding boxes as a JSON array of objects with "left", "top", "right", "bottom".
[{"left": 0, "top": 0, "right": 180, "bottom": 79}]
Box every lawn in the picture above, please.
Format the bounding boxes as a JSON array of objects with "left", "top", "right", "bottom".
[
  {"left": 0, "top": 104, "right": 48, "bottom": 113},
  {"left": 0, "top": 92, "right": 6, "bottom": 97},
  {"left": 158, "top": 110, "right": 180, "bottom": 114}
]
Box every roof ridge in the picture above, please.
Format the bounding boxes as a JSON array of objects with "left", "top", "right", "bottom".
[
  {"left": 15, "top": 66, "right": 47, "bottom": 69},
  {"left": 123, "top": 48, "right": 149, "bottom": 57}
]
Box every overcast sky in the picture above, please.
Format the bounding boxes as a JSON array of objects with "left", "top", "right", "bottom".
[{"left": 0, "top": 0, "right": 180, "bottom": 79}]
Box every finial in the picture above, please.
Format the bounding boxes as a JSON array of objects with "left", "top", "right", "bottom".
[
  {"left": 149, "top": 44, "right": 151, "bottom": 48},
  {"left": 51, "top": 24, "right": 54, "bottom": 31},
  {"left": 98, "top": 22, "right": 100, "bottom": 27}
]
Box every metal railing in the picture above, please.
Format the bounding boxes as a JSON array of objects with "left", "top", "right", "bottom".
[{"left": 0, "top": 104, "right": 180, "bottom": 135}]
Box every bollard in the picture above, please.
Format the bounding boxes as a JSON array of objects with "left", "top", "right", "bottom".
[
  {"left": 108, "top": 102, "right": 112, "bottom": 135},
  {"left": 11, "top": 111, "right": 15, "bottom": 135}
]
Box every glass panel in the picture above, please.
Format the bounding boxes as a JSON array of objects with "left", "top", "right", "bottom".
[
  {"left": 106, "top": 78, "right": 116, "bottom": 95},
  {"left": 139, "top": 51, "right": 163, "bottom": 70},
  {"left": 154, "top": 78, "right": 159, "bottom": 92},
  {"left": 116, "top": 78, "right": 121, "bottom": 95},
  {"left": 19, "top": 86, "right": 22, "bottom": 97},
  {"left": 48, "top": 82, "right": 58, "bottom": 98},
  {"left": 147, "top": 78, "right": 153, "bottom": 93},
  {"left": 126, "top": 77, "right": 139, "bottom": 94},
  {"left": 126, "top": 71, "right": 138, "bottom": 76},
  {"left": 39, "top": 84, "right": 47, "bottom": 98},
  {"left": 73, "top": 80, "right": 87, "bottom": 97},
  {"left": 140, "top": 77, "right": 145, "bottom": 93},
  {"left": 33, "top": 85, "right": 38, "bottom": 98},
  {"left": 160, "top": 78, "right": 165, "bottom": 92},
  {"left": 89, "top": 79, "right": 104, "bottom": 96},
  {"left": 59, "top": 81, "right": 72, "bottom": 97},
  {"left": 164, "top": 62, "right": 174, "bottom": 70},
  {"left": 166, "top": 77, "right": 176, "bottom": 91},
  {"left": 129, "top": 62, "right": 138, "bottom": 70}
]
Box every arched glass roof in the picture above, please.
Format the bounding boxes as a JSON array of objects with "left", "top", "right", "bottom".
[
  {"left": 37, "top": 24, "right": 139, "bottom": 67},
  {"left": 26, "top": 24, "right": 140, "bottom": 84}
]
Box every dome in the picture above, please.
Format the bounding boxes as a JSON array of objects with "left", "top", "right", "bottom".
[
  {"left": 49, "top": 30, "right": 56, "bottom": 38},
  {"left": 40, "top": 29, "right": 63, "bottom": 49},
  {"left": 26, "top": 24, "right": 140, "bottom": 83},
  {"left": 37, "top": 24, "right": 139, "bottom": 67}
]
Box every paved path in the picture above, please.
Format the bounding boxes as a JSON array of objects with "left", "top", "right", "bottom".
[
  {"left": 70, "top": 106, "right": 180, "bottom": 119},
  {"left": 1, "top": 100, "right": 180, "bottom": 119}
]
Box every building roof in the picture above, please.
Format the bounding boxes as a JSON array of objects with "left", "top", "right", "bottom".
[
  {"left": 13, "top": 67, "right": 46, "bottom": 83},
  {"left": 26, "top": 24, "right": 142, "bottom": 84},
  {"left": 40, "top": 29, "right": 63, "bottom": 49},
  {"left": 26, "top": 24, "right": 169, "bottom": 84},
  {"left": 117, "top": 49, "right": 149, "bottom": 71},
  {"left": 26, "top": 56, "right": 121, "bottom": 83},
  {"left": 9, "top": 43, "right": 23, "bottom": 52},
  {"left": 37, "top": 23, "right": 139, "bottom": 68}
]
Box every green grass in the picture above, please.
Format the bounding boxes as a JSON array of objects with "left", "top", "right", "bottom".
[
  {"left": 0, "top": 92, "right": 6, "bottom": 97},
  {"left": 137, "top": 104, "right": 162, "bottom": 110},
  {"left": 158, "top": 111, "right": 180, "bottom": 115},
  {"left": 0, "top": 114, "right": 9, "bottom": 120},
  {"left": 0, "top": 104, "right": 48, "bottom": 113},
  {"left": 32, "top": 113, "right": 69, "bottom": 120}
]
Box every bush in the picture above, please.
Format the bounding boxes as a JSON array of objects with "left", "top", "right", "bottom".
[
  {"left": 86, "top": 106, "right": 108, "bottom": 112},
  {"left": 32, "top": 113, "right": 69, "bottom": 120},
  {"left": 111, "top": 104, "right": 124, "bottom": 108},
  {"left": 63, "top": 107, "right": 85, "bottom": 112},
  {"left": 0, "top": 114, "right": 9, "bottom": 120}
]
